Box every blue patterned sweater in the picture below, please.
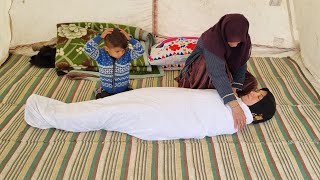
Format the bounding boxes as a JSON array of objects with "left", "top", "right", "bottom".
[{"left": 84, "top": 35, "right": 144, "bottom": 93}]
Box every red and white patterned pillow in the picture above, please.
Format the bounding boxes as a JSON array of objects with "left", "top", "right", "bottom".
[
  {"left": 162, "top": 63, "right": 185, "bottom": 71},
  {"left": 148, "top": 37, "right": 198, "bottom": 70}
]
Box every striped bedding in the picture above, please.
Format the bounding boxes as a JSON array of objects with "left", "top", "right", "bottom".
[{"left": 0, "top": 54, "right": 319, "bottom": 179}]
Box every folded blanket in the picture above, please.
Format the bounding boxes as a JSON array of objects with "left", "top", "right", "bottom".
[
  {"left": 66, "top": 65, "right": 164, "bottom": 80},
  {"left": 25, "top": 87, "right": 253, "bottom": 140},
  {"left": 66, "top": 70, "right": 100, "bottom": 81}
]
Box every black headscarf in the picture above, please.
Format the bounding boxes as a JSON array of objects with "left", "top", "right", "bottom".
[
  {"left": 201, "top": 14, "right": 252, "bottom": 73},
  {"left": 248, "top": 88, "right": 276, "bottom": 124}
]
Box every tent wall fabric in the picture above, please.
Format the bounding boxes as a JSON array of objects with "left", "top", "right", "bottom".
[
  {"left": 9, "top": 0, "right": 153, "bottom": 46},
  {"left": 4, "top": 0, "right": 302, "bottom": 67},
  {"left": 0, "top": 0, "right": 11, "bottom": 66},
  {"left": 292, "top": 0, "right": 320, "bottom": 80},
  {"left": 156, "top": 0, "right": 297, "bottom": 48},
  {"left": 9, "top": 0, "right": 297, "bottom": 49}
]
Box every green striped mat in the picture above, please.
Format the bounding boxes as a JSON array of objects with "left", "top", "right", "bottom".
[{"left": 0, "top": 55, "right": 319, "bottom": 179}]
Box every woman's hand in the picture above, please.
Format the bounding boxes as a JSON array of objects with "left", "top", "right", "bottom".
[
  {"left": 232, "top": 88, "right": 238, "bottom": 96},
  {"left": 101, "top": 28, "right": 113, "bottom": 38},
  {"left": 229, "top": 101, "right": 246, "bottom": 130}
]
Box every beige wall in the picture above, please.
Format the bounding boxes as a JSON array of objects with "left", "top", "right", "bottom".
[
  {"left": 9, "top": 0, "right": 153, "bottom": 46},
  {"left": 9, "top": 0, "right": 297, "bottom": 50},
  {"left": 292, "top": 0, "right": 320, "bottom": 79},
  {"left": 158, "top": 0, "right": 297, "bottom": 48},
  {"left": 0, "top": 0, "right": 11, "bottom": 66}
]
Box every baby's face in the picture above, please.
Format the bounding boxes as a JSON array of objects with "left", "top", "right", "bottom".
[
  {"left": 104, "top": 46, "right": 126, "bottom": 59},
  {"left": 241, "top": 89, "right": 267, "bottom": 106}
]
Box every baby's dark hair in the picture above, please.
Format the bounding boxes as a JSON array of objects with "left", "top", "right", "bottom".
[{"left": 104, "top": 28, "right": 128, "bottom": 49}]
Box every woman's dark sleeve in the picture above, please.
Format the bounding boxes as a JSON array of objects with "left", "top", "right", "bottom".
[
  {"left": 231, "top": 63, "right": 247, "bottom": 90},
  {"left": 199, "top": 39, "right": 236, "bottom": 104}
]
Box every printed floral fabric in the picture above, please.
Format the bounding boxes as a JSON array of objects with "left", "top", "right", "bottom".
[{"left": 55, "top": 22, "right": 155, "bottom": 72}]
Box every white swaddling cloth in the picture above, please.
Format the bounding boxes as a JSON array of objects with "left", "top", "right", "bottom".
[{"left": 24, "top": 87, "right": 253, "bottom": 140}]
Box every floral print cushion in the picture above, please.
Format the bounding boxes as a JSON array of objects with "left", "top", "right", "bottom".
[
  {"left": 148, "top": 37, "right": 198, "bottom": 66},
  {"left": 55, "top": 22, "right": 155, "bottom": 72}
]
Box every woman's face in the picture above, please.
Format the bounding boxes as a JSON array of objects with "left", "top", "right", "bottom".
[
  {"left": 241, "top": 90, "right": 267, "bottom": 106},
  {"left": 228, "top": 41, "right": 241, "bottom": 47}
]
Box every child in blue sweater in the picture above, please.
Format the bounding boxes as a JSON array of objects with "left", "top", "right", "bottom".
[{"left": 84, "top": 28, "right": 144, "bottom": 99}]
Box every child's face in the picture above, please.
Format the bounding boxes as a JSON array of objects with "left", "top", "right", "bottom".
[{"left": 104, "top": 46, "right": 126, "bottom": 59}]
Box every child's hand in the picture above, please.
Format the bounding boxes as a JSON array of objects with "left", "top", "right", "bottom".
[
  {"left": 100, "top": 28, "right": 113, "bottom": 38},
  {"left": 120, "top": 29, "right": 131, "bottom": 40}
]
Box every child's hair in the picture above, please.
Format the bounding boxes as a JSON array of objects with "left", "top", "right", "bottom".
[{"left": 104, "top": 28, "right": 128, "bottom": 49}]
